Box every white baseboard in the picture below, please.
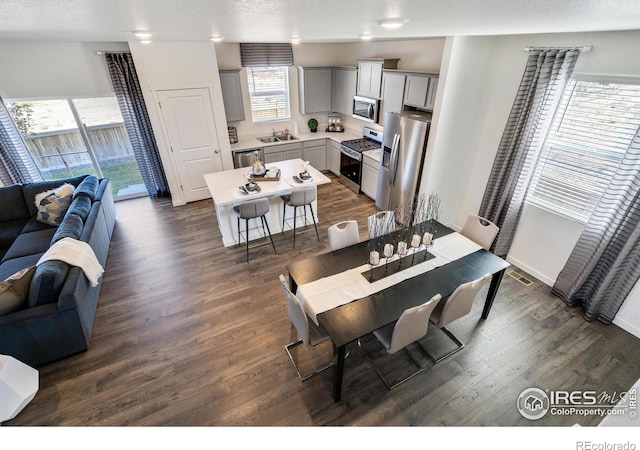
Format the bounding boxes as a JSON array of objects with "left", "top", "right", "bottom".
[
  {"left": 505, "top": 255, "right": 556, "bottom": 287},
  {"left": 613, "top": 316, "right": 640, "bottom": 339}
]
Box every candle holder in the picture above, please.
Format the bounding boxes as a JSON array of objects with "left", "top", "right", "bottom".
[
  {"left": 396, "top": 240, "right": 408, "bottom": 267},
  {"left": 368, "top": 250, "right": 380, "bottom": 281},
  {"left": 383, "top": 243, "right": 394, "bottom": 273},
  {"left": 410, "top": 234, "right": 421, "bottom": 264}
]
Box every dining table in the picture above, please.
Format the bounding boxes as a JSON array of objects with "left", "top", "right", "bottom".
[{"left": 285, "top": 220, "right": 511, "bottom": 402}]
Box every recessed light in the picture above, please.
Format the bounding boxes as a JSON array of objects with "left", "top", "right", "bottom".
[
  {"left": 139, "top": 40, "right": 152, "bottom": 45},
  {"left": 359, "top": 34, "right": 373, "bottom": 40},
  {"left": 132, "top": 31, "right": 153, "bottom": 39},
  {"left": 377, "top": 19, "right": 409, "bottom": 29},
  {"left": 210, "top": 35, "right": 225, "bottom": 42},
  {"left": 289, "top": 36, "right": 301, "bottom": 44}
]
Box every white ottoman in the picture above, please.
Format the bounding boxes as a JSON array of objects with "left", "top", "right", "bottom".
[{"left": 0, "top": 355, "right": 39, "bottom": 422}]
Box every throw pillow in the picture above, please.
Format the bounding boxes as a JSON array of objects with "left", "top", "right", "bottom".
[
  {"left": 0, "top": 266, "right": 36, "bottom": 315},
  {"left": 35, "top": 183, "right": 75, "bottom": 227}
]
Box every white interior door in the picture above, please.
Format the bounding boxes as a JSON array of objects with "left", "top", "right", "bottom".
[{"left": 157, "top": 88, "right": 223, "bottom": 203}]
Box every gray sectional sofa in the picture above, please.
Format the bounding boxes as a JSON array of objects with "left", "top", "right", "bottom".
[{"left": 0, "top": 175, "right": 116, "bottom": 367}]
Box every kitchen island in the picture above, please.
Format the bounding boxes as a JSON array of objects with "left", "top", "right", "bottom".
[{"left": 204, "top": 158, "right": 331, "bottom": 247}]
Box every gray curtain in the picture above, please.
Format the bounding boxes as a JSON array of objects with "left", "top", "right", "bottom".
[
  {"left": 104, "top": 52, "right": 170, "bottom": 198},
  {"left": 479, "top": 49, "right": 580, "bottom": 257},
  {"left": 552, "top": 123, "right": 640, "bottom": 323},
  {"left": 0, "top": 95, "right": 42, "bottom": 185}
]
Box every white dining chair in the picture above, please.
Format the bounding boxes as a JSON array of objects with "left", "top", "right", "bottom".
[
  {"left": 423, "top": 273, "right": 492, "bottom": 363},
  {"left": 280, "top": 274, "right": 334, "bottom": 382},
  {"left": 368, "top": 210, "right": 396, "bottom": 238},
  {"left": 460, "top": 214, "right": 499, "bottom": 250},
  {"left": 358, "top": 294, "right": 441, "bottom": 390},
  {"left": 328, "top": 220, "right": 360, "bottom": 251}
]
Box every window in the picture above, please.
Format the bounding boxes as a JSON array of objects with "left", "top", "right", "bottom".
[
  {"left": 6, "top": 97, "right": 146, "bottom": 199},
  {"left": 246, "top": 66, "right": 290, "bottom": 122},
  {"left": 528, "top": 77, "right": 640, "bottom": 220}
]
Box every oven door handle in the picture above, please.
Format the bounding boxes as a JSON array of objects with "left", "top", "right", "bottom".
[{"left": 389, "top": 133, "right": 400, "bottom": 186}]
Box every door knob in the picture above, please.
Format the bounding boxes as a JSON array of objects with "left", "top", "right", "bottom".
[{"left": 214, "top": 150, "right": 220, "bottom": 154}]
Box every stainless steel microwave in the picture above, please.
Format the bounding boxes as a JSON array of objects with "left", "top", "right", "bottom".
[{"left": 352, "top": 95, "right": 379, "bottom": 123}]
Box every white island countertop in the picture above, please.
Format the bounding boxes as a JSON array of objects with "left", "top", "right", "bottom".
[{"left": 204, "top": 158, "right": 331, "bottom": 207}]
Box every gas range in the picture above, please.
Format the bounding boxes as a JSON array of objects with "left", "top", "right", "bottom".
[
  {"left": 338, "top": 127, "right": 383, "bottom": 194},
  {"left": 340, "top": 127, "right": 383, "bottom": 161}
]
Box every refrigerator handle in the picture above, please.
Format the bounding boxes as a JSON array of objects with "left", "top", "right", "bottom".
[{"left": 389, "top": 133, "right": 400, "bottom": 186}]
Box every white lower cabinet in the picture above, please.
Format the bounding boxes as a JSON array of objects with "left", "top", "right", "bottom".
[
  {"left": 328, "top": 140, "right": 341, "bottom": 175},
  {"left": 361, "top": 154, "right": 379, "bottom": 200},
  {"left": 263, "top": 142, "right": 303, "bottom": 163},
  {"left": 303, "top": 139, "right": 327, "bottom": 171}
]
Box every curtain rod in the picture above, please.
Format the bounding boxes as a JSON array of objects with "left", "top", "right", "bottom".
[
  {"left": 523, "top": 46, "right": 592, "bottom": 53},
  {"left": 95, "top": 51, "right": 131, "bottom": 55}
]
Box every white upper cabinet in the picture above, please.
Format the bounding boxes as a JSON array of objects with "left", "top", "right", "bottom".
[
  {"left": 332, "top": 67, "right": 357, "bottom": 116},
  {"left": 380, "top": 71, "right": 406, "bottom": 126},
  {"left": 403, "top": 74, "right": 439, "bottom": 111},
  {"left": 219, "top": 70, "right": 245, "bottom": 122},
  {"left": 356, "top": 58, "right": 399, "bottom": 99},
  {"left": 298, "top": 67, "right": 333, "bottom": 114}
]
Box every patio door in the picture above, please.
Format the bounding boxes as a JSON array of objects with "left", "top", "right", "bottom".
[
  {"left": 156, "top": 87, "right": 223, "bottom": 203},
  {"left": 6, "top": 96, "right": 146, "bottom": 199}
]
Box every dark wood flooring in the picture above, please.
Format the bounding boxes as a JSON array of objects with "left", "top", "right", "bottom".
[{"left": 7, "top": 174, "right": 640, "bottom": 427}]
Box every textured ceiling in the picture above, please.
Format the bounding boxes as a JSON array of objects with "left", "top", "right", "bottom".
[{"left": 0, "top": 0, "right": 639, "bottom": 43}]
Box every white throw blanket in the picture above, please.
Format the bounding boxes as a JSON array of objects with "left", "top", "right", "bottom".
[
  {"left": 37, "top": 237, "right": 104, "bottom": 287},
  {"left": 296, "top": 232, "right": 482, "bottom": 324}
]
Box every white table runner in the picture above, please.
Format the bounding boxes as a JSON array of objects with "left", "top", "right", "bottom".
[{"left": 296, "top": 232, "right": 482, "bottom": 324}]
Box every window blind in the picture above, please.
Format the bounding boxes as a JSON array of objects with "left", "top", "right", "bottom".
[
  {"left": 240, "top": 43, "right": 294, "bottom": 67},
  {"left": 528, "top": 79, "right": 640, "bottom": 219}
]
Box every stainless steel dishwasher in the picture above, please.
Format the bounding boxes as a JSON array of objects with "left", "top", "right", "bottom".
[{"left": 232, "top": 148, "right": 263, "bottom": 169}]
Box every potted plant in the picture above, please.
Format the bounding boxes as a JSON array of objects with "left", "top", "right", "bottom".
[{"left": 308, "top": 118, "right": 318, "bottom": 133}]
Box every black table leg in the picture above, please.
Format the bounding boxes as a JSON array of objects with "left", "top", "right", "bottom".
[
  {"left": 332, "top": 344, "right": 346, "bottom": 402},
  {"left": 482, "top": 268, "right": 506, "bottom": 319}
]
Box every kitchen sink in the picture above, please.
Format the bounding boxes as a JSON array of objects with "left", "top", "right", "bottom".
[
  {"left": 276, "top": 135, "right": 299, "bottom": 141},
  {"left": 257, "top": 136, "right": 279, "bottom": 143}
]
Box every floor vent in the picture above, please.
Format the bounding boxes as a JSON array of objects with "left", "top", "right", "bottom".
[{"left": 507, "top": 270, "right": 534, "bottom": 286}]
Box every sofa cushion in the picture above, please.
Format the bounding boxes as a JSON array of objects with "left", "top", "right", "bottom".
[
  {"left": 51, "top": 213, "right": 84, "bottom": 245},
  {"left": 67, "top": 195, "right": 92, "bottom": 222},
  {"left": 21, "top": 217, "right": 56, "bottom": 234},
  {"left": 28, "top": 260, "right": 71, "bottom": 308},
  {"left": 73, "top": 175, "right": 99, "bottom": 201},
  {"left": 0, "top": 219, "right": 29, "bottom": 251},
  {"left": 36, "top": 185, "right": 75, "bottom": 226},
  {"left": 0, "top": 266, "right": 36, "bottom": 315},
  {"left": 0, "top": 254, "right": 42, "bottom": 281},
  {"left": 0, "top": 184, "right": 30, "bottom": 222},
  {"left": 21, "top": 175, "right": 87, "bottom": 217},
  {"left": 1, "top": 229, "right": 56, "bottom": 263}
]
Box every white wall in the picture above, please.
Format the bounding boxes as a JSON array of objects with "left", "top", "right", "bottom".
[
  {"left": 128, "top": 40, "right": 231, "bottom": 206},
  {"left": 0, "top": 42, "right": 129, "bottom": 100},
  {"left": 430, "top": 29, "right": 640, "bottom": 336}
]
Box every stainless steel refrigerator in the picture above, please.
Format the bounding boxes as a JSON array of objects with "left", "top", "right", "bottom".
[{"left": 375, "top": 110, "right": 432, "bottom": 226}]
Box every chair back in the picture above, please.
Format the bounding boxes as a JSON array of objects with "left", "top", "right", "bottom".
[
  {"left": 436, "top": 274, "right": 492, "bottom": 328},
  {"left": 388, "top": 294, "right": 441, "bottom": 354},
  {"left": 460, "top": 214, "right": 499, "bottom": 250},
  {"left": 328, "top": 220, "right": 360, "bottom": 251},
  {"left": 368, "top": 211, "right": 396, "bottom": 238},
  {"left": 279, "top": 274, "right": 310, "bottom": 345},
  {"left": 288, "top": 187, "right": 316, "bottom": 206},
  {"left": 238, "top": 198, "right": 270, "bottom": 219}
]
